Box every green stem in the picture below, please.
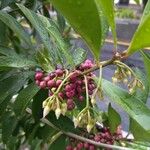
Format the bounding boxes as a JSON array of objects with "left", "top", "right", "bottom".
[{"left": 84, "top": 75, "right": 89, "bottom": 108}]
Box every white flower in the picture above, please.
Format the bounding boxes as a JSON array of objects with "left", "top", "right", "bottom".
[
  {"left": 55, "top": 108, "right": 61, "bottom": 119},
  {"left": 42, "top": 100, "right": 47, "bottom": 108},
  {"left": 73, "top": 117, "right": 79, "bottom": 128},
  {"left": 87, "top": 124, "right": 93, "bottom": 133},
  {"left": 43, "top": 105, "right": 50, "bottom": 118}
]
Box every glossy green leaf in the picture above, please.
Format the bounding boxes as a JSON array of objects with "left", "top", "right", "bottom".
[
  {"left": 50, "top": 0, "right": 101, "bottom": 60},
  {"left": 0, "top": 21, "right": 7, "bottom": 46},
  {"left": 0, "top": 11, "right": 32, "bottom": 47},
  {"left": 130, "top": 119, "right": 150, "bottom": 142},
  {"left": 134, "top": 68, "right": 149, "bottom": 103},
  {"left": 0, "top": 73, "right": 28, "bottom": 104},
  {"left": 48, "top": 134, "right": 67, "bottom": 150},
  {"left": 32, "top": 89, "right": 48, "bottom": 121},
  {"left": 47, "top": 112, "right": 80, "bottom": 133},
  {"left": 95, "top": 0, "right": 117, "bottom": 48},
  {"left": 2, "top": 112, "right": 18, "bottom": 144},
  {"left": 108, "top": 104, "right": 121, "bottom": 133},
  {"left": 0, "top": 47, "right": 36, "bottom": 69},
  {"left": 14, "top": 82, "right": 39, "bottom": 117},
  {"left": 0, "top": 0, "right": 15, "bottom": 9},
  {"left": 38, "top": 15, "right": 74, "bottom": 66},
  {"left": 17, "top": 4, "right": 53, "bottom": 59},
  {"left": 103, "top": 79, "right": 150, "bottom": 133},
  {"left": 72, "top": 48, "right": 86, "bottom": 66},
  {"left": 127, "top": 0, "right": 150, "bottom": 55},
  {"left": 141, "top": 51, "right": 150, "bottom": 86}
]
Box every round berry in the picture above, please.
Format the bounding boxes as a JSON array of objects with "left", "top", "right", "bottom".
[
  {"left": 66, "top": 145, "right": 73, "bottom": 150},
  {"left": 94, "top": 135, "right": 101, "bottom": 142},
  {"left": 67, "top": 103, "right": 75, "bottom": 110},
  {"left": 58, "top": 92, "right": 64, "bottom": 99},
  {"left": 84, "top": 142, "right": 89, "bottom": 149},
  {"left": 39, "top": 81, "right": 46, "bottom": 89},
  {"left": 35, "top": 72, "right": 43, "bottom": 80},
  {"left": 56, "top": 79, "right": 62, "bottom": 87},
  {"left": 78, "top": 95, "right": 84, "bottom": 102},
  {"left": 89, "top": 145, "right": 95, "bottom": 150},
  {"left": 65, "top": 85, "right": 72, "bottom": 92},
  {"left": 55, "top": 69, "right": 64, "bottom": 76},
  {"left": 47, "top": 80, "right": 55, "bottom": 88},
  {"left": 44, "top": 76, "right": 50, "bottom": 82},
  {"left": 77, "top": 142, "right": 83, "bottom": 149},
  {"left": 35, "top": 80, "right": 40, "bottom": 86}
]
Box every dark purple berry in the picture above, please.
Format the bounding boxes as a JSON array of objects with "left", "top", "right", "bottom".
[
  {"left": 58, "top": 92, "right": 64, "bottom": 99},
  {"left": 65, "top": 85, "right": 72, "bottom": 92}
]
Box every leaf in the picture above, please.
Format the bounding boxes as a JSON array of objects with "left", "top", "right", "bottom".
[
  {"left": 17, "top": 4, "right": 54, "bottom": 60},
  {"left": 141, "top": 51, "right": 150, "bottom": 86},
  {"left": 47, "top": 112, "right": 80, "bottom": 133},
  {"left": 48, "top": 134, "right": 67, "bottom": 150},
  {"left": 95, "top": 0, "right": 117, "bottom": 48},
  {"left": 0, "top": 47, "right": 36, "bottom": 69},
  {"left": 36, "top": 49, "right": 54, "bottom": 72},
  {"left": 72, "top": 48, "right": 86, "bottom": 66},
  {"left": 102, "top": 79, "right": 150, "bottom": 133},
  {"left": 108, "top": 104, "right": 121, "bottom": 133},
  {"left": 0, "top": 72, "right": 28, "bottom": 104},
  {"left": 38, "top": 15, "right": 74, "bottom": 66},
  {"left": 32, "top": 89, "right": 48, "bottom": 121},
  {"left": 50, "top": 0, "right": 102, "bottom": 60},
  {"left": 134, "top": 68, "right": 149, "bottom": 103},
  {"left": 14, "top": 82, "right": 39, "bottom": 117},
  {"left": 130, "top": 119, "right": 150, "bottom": 142},
  {"left": 2, "top": 112, "right": 18, "bottom": 144},
  {"left": 0, "top": 0, "right": 16, "bottom": 9},
  {"left": 0, "top": 11, "right": 32, "bottom": 47},
  {"left": 127, "top": 0, "right": 150, "bottom": 55},
  {"left": 0, "top": 21, "right": 7, "bottom": 46}
]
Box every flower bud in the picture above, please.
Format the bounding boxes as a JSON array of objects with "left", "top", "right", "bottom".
[
  {"left": 55, "top": 108, "right": 61, "bottom": 119},
  {"left": 123, "top": 78, "right": 128, "bottom": 84},
  {"left": 87, "top": 124, "right": 93, "bottom": 133},
  {"left": 126, "top": 70, "right": 131, "bottom": 78},
  {"left": 91, "top": 98, "right": 96, "bottom": 105},
  {"left": 43, "top": 105, "right": 50, "bottom": 118},
  {"left": 112, "top": 77, "right": 117, "bottom": 83},
  {"left": 129, "top": 88, "right": 134, "bottom": 94},
  {"left": 42, "top": 100, "right": 47, "bottom": 108},
  {"left": 61, "top": 103, "right": 67, "bottom": 115},
  {"left": 73, "top": 117, "right": 79, "bottom": 128}
]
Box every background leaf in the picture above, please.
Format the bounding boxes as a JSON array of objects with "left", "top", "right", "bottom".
[
  {"left": 50, "top": 0, "right": 102, "bottom": 60},
  {"left": 95, "top": 0, "right": 117, "bottom": 48},
  {"left": 102, "top": 79, "right": 150, "bottom": 138},
  {"left": 14, "top": 82, "right": 39, "bottom": 117},
  {"left": 141, "top": 51, "right": 150, "bottom": 86},
  {"left": 108, "top": 103, "right": 121, "bottom": 133},
  {"left": 127, "top": 0, "right": 150, "bottom": 55},
  {"left": 0, "top": 11, "right": 32, "bottom": 47}
]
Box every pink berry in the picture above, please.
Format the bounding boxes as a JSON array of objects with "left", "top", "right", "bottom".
[
  {"left": 94, "top": 135, "right": 101, "bottom": 142},
  {"left": 58, "top": 92, "right": 64, "bottom": 99},
  {"left": 88, "top": 90, "right": 93, "bottom": 95},
  {"left": 47, "top": 80, "right": 55, "bottom": 88},
  {"left": 35, "top": 72, "right": 43, "bottom": 80},
  {"left": 84, "top": 142, "right": 89, "bottom": 149},
  {"left": 65, "top": 85, "right": 72, "bottom": 92},
  {"left": 67, "top": 99, "right": 73, "bottom": 105},
  {"left": 66, "top": 145, "right": 73, "bottom": 150},
  {"left": 79, "top": 95, "right": 84, "bottom": 101},
  {"left": 89, "top": 145, "right": 95, "bottom": 150},
  {"left": 55, "top": 69, "right": 64, "bottom": 76},
  {"left": 35, "top": 80, "right": 40, "bottom": 86},
  {"left": 44, "top": 76, "right": 50, "bottom": 82},
  {"left": 67, "top": 103, "right": 75, "bottom": 110},
  {"left": 66, "top": 90, "right": 75, "bottom": 98},
  {"left": 56, "top": 80, "right": 62, "bottom": 87},
  {"left": 77, "top": 142, "right": 83, "bottom": 149},
  {"left": 39, "top": 81, "right": 46, "bottom": 89}
]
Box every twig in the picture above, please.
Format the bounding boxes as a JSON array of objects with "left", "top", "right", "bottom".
[{"left": 26, "top": 108, "right": 134, "bottom": 150}]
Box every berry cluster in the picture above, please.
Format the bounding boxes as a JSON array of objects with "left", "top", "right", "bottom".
[
  {"left": 66, "top": 127, "right": 122, "bottom": 150},
  {"left": 35, "top": 59, "right": 96, "bottom": 112}
]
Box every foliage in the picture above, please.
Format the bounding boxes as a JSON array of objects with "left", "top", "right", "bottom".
[{"left": 0, "top": 0, "right": 150, "bottom": 149}]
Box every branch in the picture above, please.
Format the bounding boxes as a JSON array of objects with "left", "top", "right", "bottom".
[{"left": 26, "top": 108, "right": 133, "bottom": 150}]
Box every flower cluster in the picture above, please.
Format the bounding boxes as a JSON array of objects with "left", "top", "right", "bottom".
[
  {"left": 66, "top": 127, "right": 122, "bottom": 150},
  {"left": 112, "top": 61, "right": 144, "bottom": 93},
  {"left": 35, "top": 60, "right": 96, "bottom": 120}
]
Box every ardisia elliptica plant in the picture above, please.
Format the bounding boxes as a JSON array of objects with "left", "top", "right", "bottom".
[{"left": 0, "top": 0, "right": 150, "bottom": 150}]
